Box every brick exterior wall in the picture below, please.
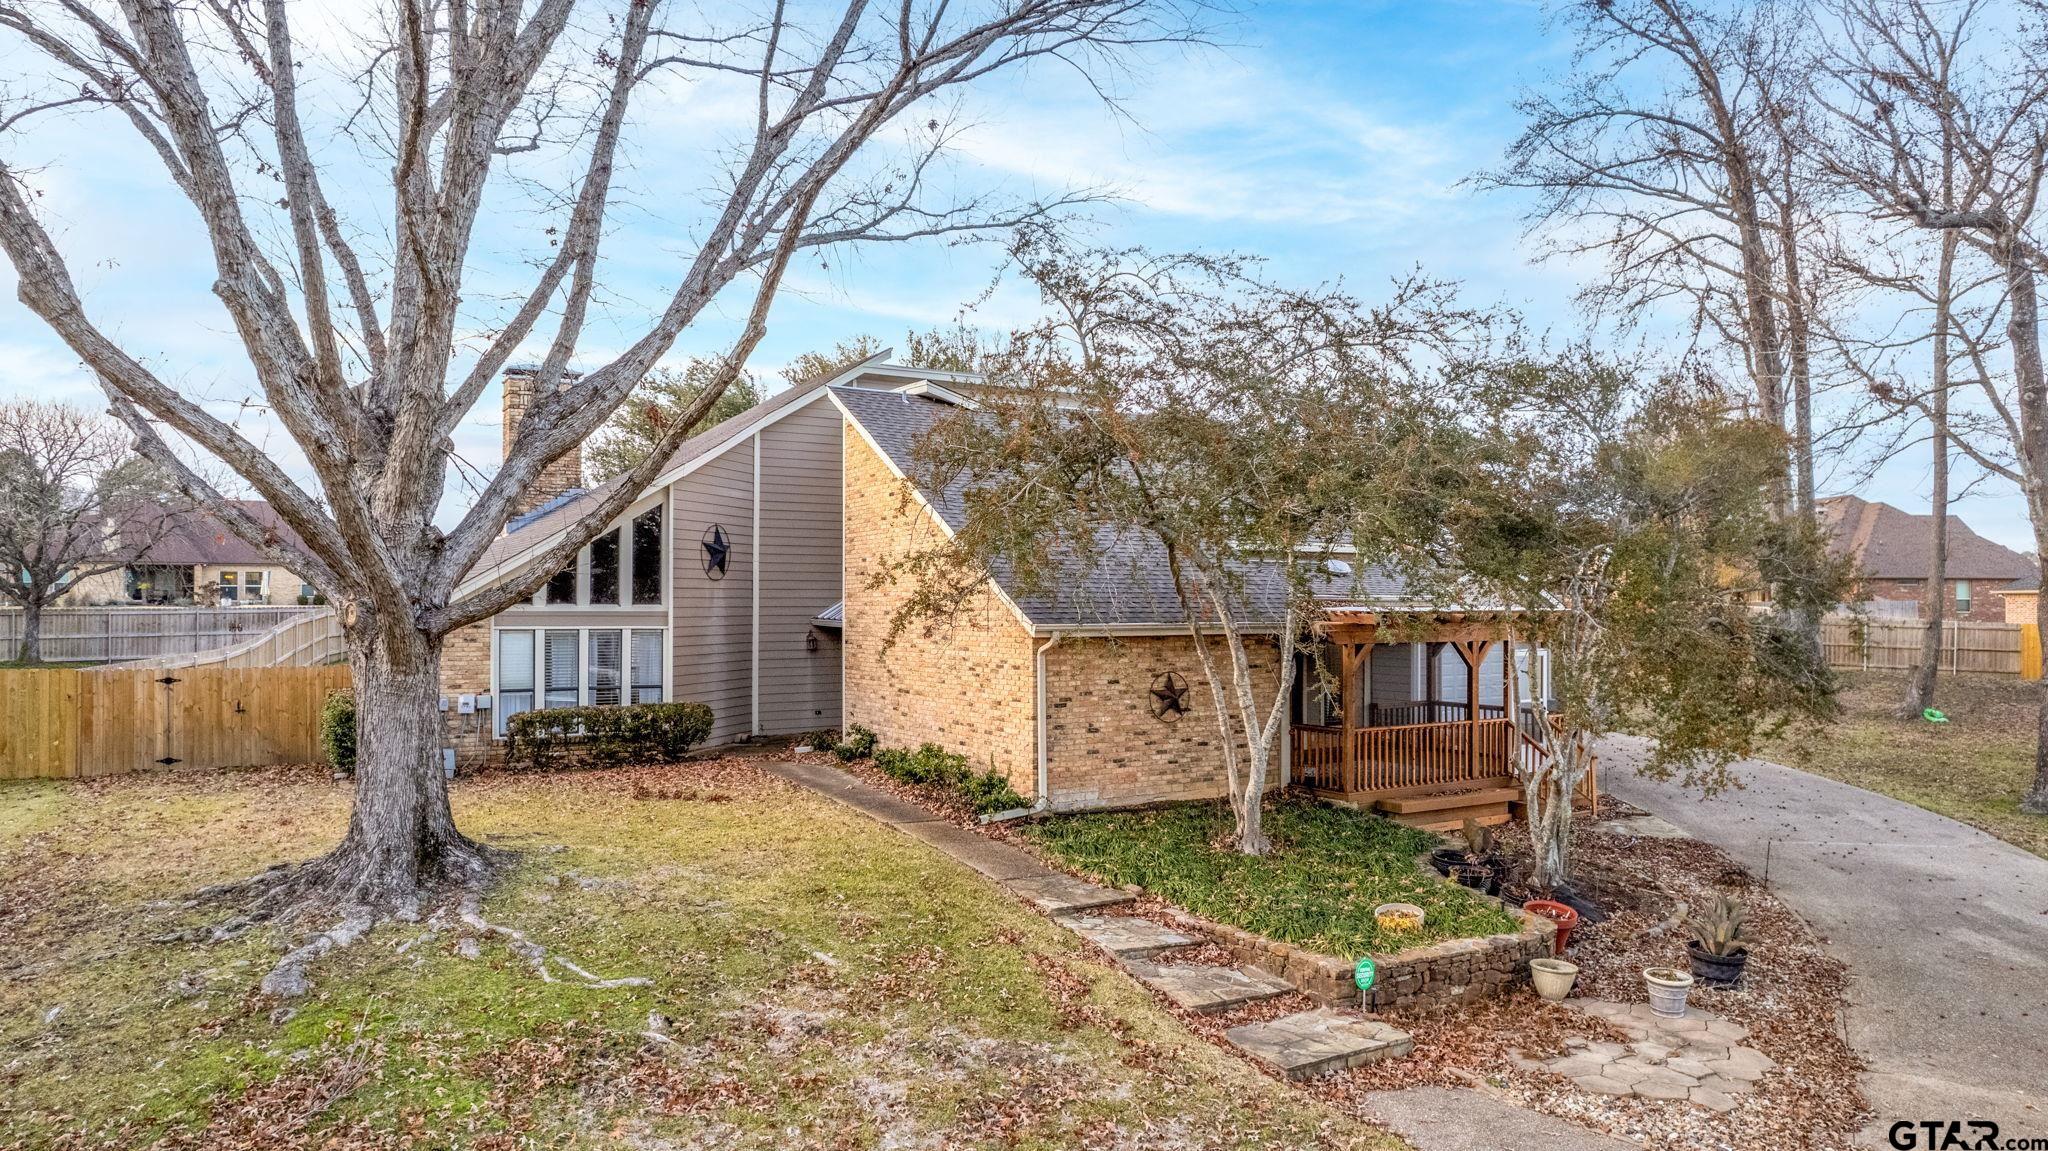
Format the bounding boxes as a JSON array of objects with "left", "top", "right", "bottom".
[
  {"left": 1860, "top": 576, "right": 2018, "bottom": 623},
  {"left": 440, "top": 621, "right": 499, "bottom": 769},
  {"left": 2006, "top": 590, "right": 2041, "bottom": 627},
  {"left": 842, "top": 426, "right": 1040, "bottom": 793},
  {"left": 1043, "top": 634, "right": 1285, "bottom": 811}
]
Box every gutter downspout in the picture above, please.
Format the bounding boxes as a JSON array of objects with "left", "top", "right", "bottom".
[
  {"left": 1033, "top": 632, "right": 1064, "bottom": 813},
  {"left": 979, "top": 630, "right": 1062, "bottom": 825}
]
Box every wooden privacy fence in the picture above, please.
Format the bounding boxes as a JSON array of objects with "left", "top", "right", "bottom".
[
  {"left": 0, "top": 664, "right": 348, "bottom": 780},
  {"left": 0, "top": 606, "right": 320, "bottom": 663},
  {"left": 1820, "top": 615, "right": 2041, "bottom": 679}
]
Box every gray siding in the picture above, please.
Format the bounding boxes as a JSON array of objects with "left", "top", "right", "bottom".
[
  {"left": 1369, "top": 643, "right": 1414, "bottom": 705},
  {"left": 754, "top": 402, "right": 844, "bottom": 734},
  {"left": 671, "top": 440, "right": 755, "bottom": 742}
]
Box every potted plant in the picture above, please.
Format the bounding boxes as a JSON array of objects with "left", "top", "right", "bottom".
[
  {"left": 1643, "top": 966, "right": 1695, "bottom": 1018},
  {"left": 1443, "top": 818, "right": 1503, "bottom": 895},
  {"left": 1686, "top": 895, "right": 1751, "bottom": 987},
  {"left": 1522, "top": 898, "right": 1581, "bottom": 954},
  {"left": 1529, "top": 956, "right": 1579, "bottom": 1001}
]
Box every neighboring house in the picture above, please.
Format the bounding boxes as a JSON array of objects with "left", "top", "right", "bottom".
[
  {"left": 445, "top": 356, "right": 1561, "bottom": 829},
  {"left": 1998, "top": 572, "right": 2040, "bottom": 626},
  {"left": 1816, "top": 495, "right": 2035, "bottom": 623},
  {"left": 59, "top": 501, "right": 318, "bottom": 606}
]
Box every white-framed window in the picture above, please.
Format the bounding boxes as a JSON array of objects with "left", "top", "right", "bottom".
[
  {"left": 1955, "top": 579, "right": 1972, "bottom": 615},
  {"left": 530, "top": 500, "right": 664, "bottom": 608},
  {"left": 494, "top": 626, "right": 667, "bottom": 735}
]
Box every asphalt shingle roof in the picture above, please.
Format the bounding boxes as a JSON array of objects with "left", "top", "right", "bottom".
[
  {"left": 1817, "top": 495, "right": 2034, "bottom": 582},
  {"left": 830, "top": 384, "right": 1415, "bottom": 630}
]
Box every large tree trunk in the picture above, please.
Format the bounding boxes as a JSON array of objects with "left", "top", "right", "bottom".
[
  {"left": 16, "top": 596, "right": 43, "bottom": 663},
  {"left": 316, "top": 624, "right": 489, "bottom": 914},
  {"left": 1903, "top": 237, "right": 1958, "bottom": 718},
  {"left": 2004, "top": 254, "right": 2048, "bottom": 815}
]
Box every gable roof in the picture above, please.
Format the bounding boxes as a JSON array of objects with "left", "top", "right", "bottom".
[
  {"left": 1816, "top": 495, "right": 2034, "bottom": 582},
  {"left": 458, "top": 353, "right": 914, "bottom": 592},
  {"left": 134, "top": 501, "right": 311, "bottom": 567},
  {"left": 829, "top": 384, "right": 1417, "bottom": 632},
  {"left": 2000, "top": 571, "right": 2040, "bottom": 594}
]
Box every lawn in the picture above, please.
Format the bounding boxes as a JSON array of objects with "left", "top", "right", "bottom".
[
  {"left": 1779, "top": 670, "right": 2048, "bottom": 858},
  {"left": 1018, "top": 797, "right": 1521, "bottom": 958},
  {"left": 0, "top": 759, "right": 1402, "bottom": 1151}
]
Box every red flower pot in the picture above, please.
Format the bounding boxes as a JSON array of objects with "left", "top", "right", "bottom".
[{"left": 1523, "top": 899, "right": 1580, "bottom": 955}]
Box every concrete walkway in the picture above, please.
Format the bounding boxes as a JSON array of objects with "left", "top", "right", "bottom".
[{"left": 1599, "top": 734, "right": 2048, "bottom": 1135}]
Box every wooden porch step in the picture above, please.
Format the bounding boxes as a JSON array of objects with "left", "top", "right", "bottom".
[{"left": 1374, "top": 787, "right": 1520, "bottom": 815}]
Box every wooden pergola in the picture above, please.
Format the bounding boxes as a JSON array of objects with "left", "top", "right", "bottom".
[{"left": 1289, "top": 609, "right": 1594, "bottom": 828}]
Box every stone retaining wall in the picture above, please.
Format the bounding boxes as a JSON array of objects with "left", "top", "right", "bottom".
[{"left": 1192, "top": 894, "right": 1557, "bottom": 1009}]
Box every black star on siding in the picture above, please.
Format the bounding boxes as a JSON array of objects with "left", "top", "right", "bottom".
[{"left": 701, "top": 524, "right": 730, "bottom": 579}]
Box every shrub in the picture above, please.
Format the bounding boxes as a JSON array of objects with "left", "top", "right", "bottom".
[
  {"left": 870, "top": 741, "right": 1026, "bottom": 815},
  {"left": 505, "top": 701, "right": 714, "bottom": 771},
  {"left": 319, "top": 689, "right": 357, "bottom": 773},
  {"left": 833, "top": 724, "right": 878, "bottom": 762}
]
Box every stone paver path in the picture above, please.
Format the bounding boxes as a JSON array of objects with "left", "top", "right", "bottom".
[
  {"left": 1226, "top": 1008, "right": 1415, "bottom": 1080},
  {"left": 1518, "top": 998, "right": 1774, "bottom": 1112},
  {"left": 1058, "top": 914, "right": 1197, "bottom": 958},
  {"left": 764, "top": 761, "right": 1415, "bottom": 1082},
  {"left": 1120, "top": 958, "right": 1295, "bottom": 1014},
  {"left": 1006, "top": 873, "right": 1134, "bottom": 915}
]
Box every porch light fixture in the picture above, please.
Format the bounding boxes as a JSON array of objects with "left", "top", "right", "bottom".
[{"left": 806, "top": 629, "right": 820, "bottom": 653}]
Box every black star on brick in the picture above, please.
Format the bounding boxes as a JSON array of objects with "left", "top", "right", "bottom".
[
  {"left": 1150, "top": 672, "right": 1189, "bottom": 719},
  {"left": 701, "top": 524, "right": 730, "bottom": 579}
]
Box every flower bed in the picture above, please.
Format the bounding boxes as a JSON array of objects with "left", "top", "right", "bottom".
[{"left": 1018, "top": 796, "right": 1521, "bottom": 954}]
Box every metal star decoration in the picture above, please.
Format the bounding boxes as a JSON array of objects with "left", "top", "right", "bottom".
[
  {"left": 700, "top": 524, "right": 730, "bottom": 580},
  {"left": 1149, "top": 671, "right": 1190, "bottom": 720}
]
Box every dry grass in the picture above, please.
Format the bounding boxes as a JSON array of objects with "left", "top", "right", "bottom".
[
  {"left": 0, "top": 758, "right": 1404, "bottom": 1151},
  {"left": 1776, "top": 671, "right": 2048, "bottom": 858}
]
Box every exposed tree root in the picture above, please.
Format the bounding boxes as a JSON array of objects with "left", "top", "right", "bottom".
[
  {"left": 260, "top": 911, "right": 377, "bottom": 998},
  {"left": 456, "top": 892, "right": 651, "bottom": 989}
]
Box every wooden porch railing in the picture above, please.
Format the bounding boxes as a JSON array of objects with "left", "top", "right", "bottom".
[{"left": 1291, "top": 716, "right": 1600, "bottom": 815}]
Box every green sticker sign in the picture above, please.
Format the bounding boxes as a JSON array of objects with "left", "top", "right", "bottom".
[{"left": 1353, "top": 957, "right": 1376, "bottom": 992}]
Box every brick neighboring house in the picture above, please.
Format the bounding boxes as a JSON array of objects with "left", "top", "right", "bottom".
[
  {"left": 58, "top": 501, "right": 318, "bottom": 606},
  {"left": 1817, "top": 495, "right": 2036, "bottom": 622},
  {"left": 448, "top": 355, "right": 1561, "bottom": 826},
  {"left": 1999, "top": 572, "right": 2041, "bottom": 627}
]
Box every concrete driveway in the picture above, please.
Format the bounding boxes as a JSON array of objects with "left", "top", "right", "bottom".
[{"left": 1598, "top": 735, "right": 2048, "bottom": 1140}]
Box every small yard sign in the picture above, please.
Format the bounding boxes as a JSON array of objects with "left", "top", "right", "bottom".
[{"left": 1353, "top": 957, "right": 1376, "bottom": 992}]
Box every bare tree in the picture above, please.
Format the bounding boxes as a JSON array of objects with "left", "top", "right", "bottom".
[
  {"left": 0, "top": 400, "right": 180, "bottom": 661},
  {"left": 1480, "top": 0, "right": 1826, "bottom": 526},
  {"left": 0, "top": 0, "right": 1206, "bottom": 928},
  {"left": 1816, "top": 0, "right": 2048, "bottom": 811}
]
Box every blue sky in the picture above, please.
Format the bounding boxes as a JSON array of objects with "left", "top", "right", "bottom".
[{"left": 0, "top": 0, "right": 2032, "bottom": 552}]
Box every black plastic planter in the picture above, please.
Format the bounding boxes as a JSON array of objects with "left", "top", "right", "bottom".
[
  {"left": 1451, "top": 863, "right": 1498, "bottom": 896},
  {"left": 1687, "top": 943, "right": 1748, "bottom": 988},
  {"left": 1429, "top": 848, "right": 1465, "bottom": 876}
]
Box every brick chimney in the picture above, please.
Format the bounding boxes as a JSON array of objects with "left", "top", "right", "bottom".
[{"left": 502, "top": 365, "right": 584, "bottom": 516}]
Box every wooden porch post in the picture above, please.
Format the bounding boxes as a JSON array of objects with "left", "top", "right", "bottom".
[
  {"left": 1452, "top": 640, "right": 1495, "bottom": 780},
  {"left": 1340, "top": 643, "right": 1361, "bottom": 793}
]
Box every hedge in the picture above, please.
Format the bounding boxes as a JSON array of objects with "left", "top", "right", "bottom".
[
  {"left": 504, "top": 701, "right": 714, "bottom": 771},
  {"left": 870, "top": 741, "right": 1026, "bottom": 815},
  {"left": 319, "top": 689, "right": 357, "bottom": 773}
]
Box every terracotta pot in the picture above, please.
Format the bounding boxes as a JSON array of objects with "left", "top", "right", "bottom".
[
  {"left": 1523, "top": 899, "right": 1581, "bottom": 955},
  {"left": 1529, "top": 957, "right": 1579, "bottom": 1001},
  {"left": 1644, "top": 966, "right": 1695, "bottom": 1018}
]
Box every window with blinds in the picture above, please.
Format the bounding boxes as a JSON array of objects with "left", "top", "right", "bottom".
[
  {"left": 589, "top": 629, "right": 623, "bottom": 707},
  {"left": 630, "top": 628, "right": 663, "bottom": 703},
  {"left": 494, "top": 627, "right": 667, "bottom": 733},
  {"left": 495, "top": 629, "right": 535, "bottom": 734},
  {"left": 543, "top": 630, "right": 580, "bottom": 708}
]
